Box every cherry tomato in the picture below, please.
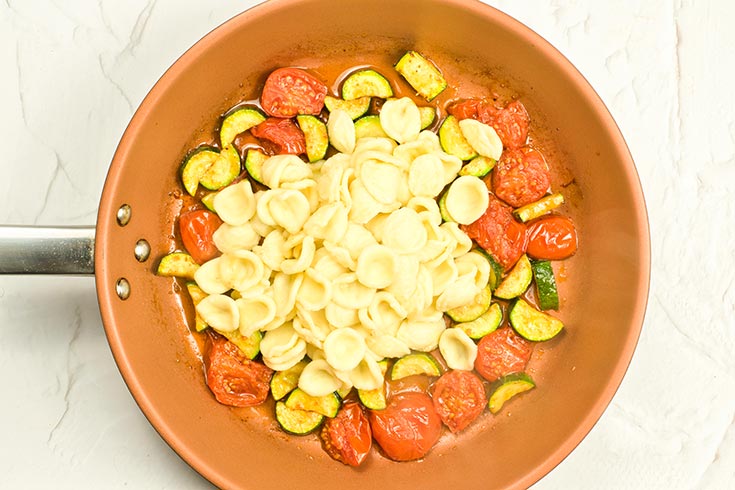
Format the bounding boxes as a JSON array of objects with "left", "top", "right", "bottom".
[
  {"left": 179, "top": 209, "right": 222, "bottom": 264},
  {"left": 526, "top": 216, "right": 578, "bottom": 260},
  {"left": 448, "top": 98, "right": 529, "bottom": 148},
  {"left": 320, "top": 402, "right": 372, "bottom": 467},
  {"left": 250, "top": 117, "right": 307, "bottom": 155},
  {"left": 369, "top": 392, "right": 442, "bottom": 461},
  {"left": 431, "top": 370, "right": 486, "bottom": 433},
  {"left": 492, "top": 147, "right": 551, "bottom": 208},
  {"left": 204, "top": 332, "right": 273, "bottom": 407},
  {"left": 460, "top": 195, "right": 528, "bottom": 270},
  {"left": 474, "top": 328, "right": 533, "bottom": 383},
  {"left": 260, "top": 67, "right": 327, "bottom": 118}
]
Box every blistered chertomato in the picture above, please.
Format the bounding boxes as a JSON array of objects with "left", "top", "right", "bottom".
[
  {"left": 369, "top": 392, "right": 442, "bottom": 461},
  {"left": 448, "top": 98, "right": 530, "bottom": 149},
  {"left": 526, "top": 216, "right": 578, "bottom": 260},
  {"left": 204, "top": 333, "right": 273, "bottom": 407},
  {"left": 431, "top": 370, "right": 486, "bottom": 433},
  {"left": 491, "top": 147, "right": 551, "bottom": 208},
  {"left": 250, "top": 117, "right": 307, "bottom": 155},
  {"left": 260, "top": 67, "right": 328, "bottom": 118},
  {"left": 179, "top": 209, "right": 222, "bottom": 264},
  {"left": 320, "top": 402, "right": 372, "bottom": 466},
  {"left": 474, "top": 328, "right": 533, "bottom": 383}
]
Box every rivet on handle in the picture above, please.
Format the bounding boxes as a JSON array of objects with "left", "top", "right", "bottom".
[
  {"left": 116, "top": 204, "right": 132, "bottom": 226},
  {"left": 134, "top": 239, "right": 151, "bottom": 262},
  {"left": 116, "top": 278, "right": 130, "bottom": 300}
]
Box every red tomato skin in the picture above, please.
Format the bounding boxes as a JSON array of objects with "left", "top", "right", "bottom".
[
  {"left": 474, "top": 328, "right": 533, "bottom": 383},
  {"left": 460, "top": 195, "right": 528, "bottom": 270},
  {"left": 250, "top": 117, "right": 307, "bottom": 155},
  {"left": 179, "top": 209, "right": 222, "bottom": 264},
  {"left": 369, "top": 392, "right": 442, "bottom": 462},
  {"left": 431, "top": 370, "right": 486, "bottom": 433},
  {"left": 527, "top": 216, "right": 578, "bottom": 260},
  {"left": 448, "top": 98, "right": 529, "bottom": 149},
  {"left": 492, "top": 147, "right": 551, "bottom": 208},
  {"left": 204, "top": 333, "right": 273, "bottom": 407},
  {"left": 260, "top": 67, "right": 327, "bottom": 118},
  {"left": 320, "top": 402, "right": 372, "bottom": 467}
]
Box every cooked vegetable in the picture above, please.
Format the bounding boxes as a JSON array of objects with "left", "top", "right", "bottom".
[
  {"left": 492, "top": 147, "right": 551, "bottom": 207},
  {"left": 219, "top": 329, "right": 262, "bottom": 360},
  {"left": 457, "top": 302, "right": 502, "bottom": 339},
  {"left": 296, "top": 115, "right": 329, "bottom": 162},
  {"left": 432, "top": 370, "right": 486, "bottom": 433},
  {"left": 244, "top": 148, "right": 268, "bottom": 185},
  {"left": 394, "top": 51, "right": 447, "bottom": 101},
  {"left": 446, "top": 284, "right": 492, "bottom": 322},
  {"left": 200, "top": 192, "right": 216, "bottom": 212},
  {"left": 474, "top": 327, "right": 532, "bottom": 382},
  {"left": 324, "top": 95, "right": 371, "bottom": 120},
  {"left": 458, "top": 156, "right": 496, "bottom": 177},
  {"left": 418, "top": 106, "right": 436, "bottom": 129},
  {"left": 341, "top": 69, "right": 393, "bottom": 100},
  {"left": 438, "top": 189, "right": 454, "bottom": 222},
  {"left": 156, "top": 252, "right": 199, "bottom": 280},
  {"left": 270, "top": 361, "right": 308, "bottom": 401},
  {"left": 180, "top": 147, "right": 219, "bottom": 196},
  {"left": 354, "top": 114, "right": 388, "bottom": 139},
  {"left": 448, "top": 99, "right": 530, "bottom": 149},
  {"left": 509, "top": 298, "right": 564, "bottom": 341},
  {"left": 185, "top": 282, "right": 208, "bottom": 332},
  {"left": 275, "top": 401, "right": 324, "bottom": 435},
  {"left": 390, "top": 352, "right": 443, "bottom": 380},
  {"left": 219, "top": 106, "right": 266, "bottom": 148},
  {"left": 286, "top": 388, "right": 341, "bottom": 418},
  {"left": 369, "top": 393, "right": 442, "bottom": 461},
  {"left": 260, "top": 67, "right": 328, "bottom": 117},
  {"left": 439, "top": 115, "right": 477, "bottom": 160},
  {"left": 493, "top": 254, "right": 533, "bottom": 300},
  {"left": 487, "top": 372, "right": 535, "bottom": 414},
  {"left": 179, "top": 209, "right": 222, "bottom": 265},
  {"left": 251, "top": 117, "right": 307, "bottom": 155},
  {"left": 357, "top": 360, "right": 388, "bottom": 410},
  {"left": 320, "top": 402, "right": 372, "bottom": 466},
  {"left": 531, "top": 260, "right": 559, "bottom": 310},
  {"left": 526, "top": 216, "right": 578, "bottom": 260},
  {"left": 199, "top": 145, "right": 240, "bottom": 191},
  {"left": 513, "top": 193, "right": 565, "bottom": 223}
]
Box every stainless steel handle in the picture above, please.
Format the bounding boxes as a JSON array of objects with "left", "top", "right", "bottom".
[{"left": 0, "top": 226, "right": 95, "bottom": 275}]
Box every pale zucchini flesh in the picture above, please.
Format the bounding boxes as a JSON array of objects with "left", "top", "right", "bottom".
[
  {"left": 341, "top": 69, "right": 393, "bottom": 100},
  {"left": 157, "top": 252, "right": 199, "bottom": 280},
  {"left": 220, "top": 106, "right": 266, "bottom": 148},
  {"left": 459, "top": 156, "right": 496, "bottom": 177},
  {"left": 324, "top": 95, "right": 371, "bottom": 120},
  {"left": 390, "top": 353, "right": 442, "bottom": 380},
  {"left": 354, "top": 114, "right": 388, "bottom": 139},
  {"left": 185, "top": 282, "right": 209, "bottom": 332},
  {"left": 275, "top": 401, "right": 324, "bottom": 435},
  {"left": 394, "top": 51, "right": 448, "bottom": 101},
  {"left": 285, "top": 388, "right": 341, "bottom": 417},
  {"left": 271, "top": 361, "right": 308, "bottom": 401},
  {"left": 296, "top": 115, "right": 329, "bottom": 162},
  {"left": 457, "top": 302, "right": 503, "bottom": 339},
  {"left": 439, "top": 115, "right": 478, "bottom": 161},
  {"left": 494, "top": 254, "right": 533, "bottom": 299},
  {"left": 220, "top": 329, "right": 262, "bottom": 360},
  {"left": 418, "top": 106, "right": 436, "bottom": 129},
  {"left": 357, "top": 360, "right": 388, "bottom": 410},
  {"left": 513, "top": 193, "right": 565, "bottom": 223},
  {"left": 488, "top": 372, "right": 535, "bottom": 414},
  {"left": 446, "top": 284, "right": 492, "bottom": 322},
  {"left": 199, "top": 145, "right": 240, "bottom": 190},
  {"left": 244, "top": 148, "right": 268, "bottom": 185},
  {"left": 509, "top": 298, "right": 564, "bottom": 341},
  {"left": 180, "top": 147, "right": 219, "bottom": 196}
]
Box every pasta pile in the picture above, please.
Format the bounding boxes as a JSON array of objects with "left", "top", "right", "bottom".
[{"left": 194, "top": 97, "right": 496, "bottom": 397}]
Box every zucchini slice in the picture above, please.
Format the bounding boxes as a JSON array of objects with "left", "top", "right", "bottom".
[
  {"left": 324, "top": 95, "right": 371, "bottom": 120},
  {"left": 446, "top": 284, "right": 492, "bottom": 322},
  {"left": 199, "top": 145, "right": 241, "bottom": 191},
  {"left": 457, "top": 302, "right": 503, "bottom": 339},
  {"left": 285, "top": 388, "right": 341, "bottom": 418},
  {"left": 390, "top": 353, "right": 443, "bottom": 380},
  {"left": 488, "top": 373, "right": 535, "bottom": 414},
  {"left": 156, "top": 252, "right": 199, "bottom": 280},
  {"left": 296, "top": 115, "right": 329, "bottom": 162},
  {"left": 200, "top": 192, "right": 217, "bottom": 212},
  {"left": 531, "top": 260, "right": 559, "bottom": 310},
  {"left": 357, "top": 360, "right": 388, "bottom": 410},
  {"left": 459, "top": 156, "right": 496, "bottom": 177},
  {"left": 484, "top": 252, "right": 505, "bottom": 291},
  {"left": 354, "top": 114, "right": 388, "bottom": 139},
  {"left": 220, "top": 329, "right": 262, "bottom": 360},
  {"left": 509, "top": 298, "right": 564, "bottom": 341},
  {"left": 494, "top": 254, "right": 533, "bottom": 299},
  {"left": 418, "top": 106, "right": 436, "bottom": 129},
  {"left": 270, "top": 360, "right": 308, "bottom": 401},
  {"left": 275, "top": 401, "right": 324, "bottom": 435},
  {"left": 513, "top": 193, "right": 565, "bottom": 223},
  {"left": 439, "top": 115, "right": 477, "bottom": 161},
  {"left": 341, "top": 69, "right": 393, "bottom": 100},
  {"left": 438, "top": 190, "right": 454, "bottom": 222},
  {"left": 180, "top": 147, "right": 219, "bottom": 196},
  {"left": 244, "top": 148, "right": 268, "bottom": 185},
  {"left": 394, "top": 51, "right": 448, "bottom": 101},
  {"left": 185, "top": 282, "right": 209, "bottom": 332},
  {"left": 219, "top": 106, "right": 266, "bottom": 148}
]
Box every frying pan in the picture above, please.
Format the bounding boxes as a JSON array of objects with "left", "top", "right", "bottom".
[{"left": 0, "top": 0, "right": 650, "bottom": 488}]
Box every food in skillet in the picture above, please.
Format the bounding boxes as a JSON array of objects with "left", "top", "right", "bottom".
[{"left": 157, "top": 51, "right": 578, "bottom": 465}]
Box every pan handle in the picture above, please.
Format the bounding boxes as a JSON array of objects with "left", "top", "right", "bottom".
[{"left": 0, "top": 226, "right": 95, "bottom": 275}]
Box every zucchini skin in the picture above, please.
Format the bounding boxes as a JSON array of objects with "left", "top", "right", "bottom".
[
  {"left": 509, "top": 298, "right": 564, "bottom": 341},
  {"left": 494, "top": 254, "right": 533, "bottom": 299},
  {"left": 341, "top": 69, "right": 393, "bottom": 100},
  {"left": 390, "top": 353, "right": 443, "bottom": 380},
  {"left": 180, "top": 146, "right": 219, "bottom": 196},
  {"left": 439, "top": 115, "right": 477, "bottom": 161},
  {"left": 457, "top": 302, "right": 503, "bottom": 339},
  {"left": 487, "top": 372, "right": 535, "bottom": 414},
  {"left": 531, "top": 259, "right": 560, "bottom": 310},
  {"left": 275, "top": 401, "right": 324, "bottom": 435}
]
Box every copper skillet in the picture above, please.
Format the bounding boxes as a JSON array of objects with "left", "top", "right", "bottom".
[{"left": 0, "top": 0, "right": 650, "bottom": 488}]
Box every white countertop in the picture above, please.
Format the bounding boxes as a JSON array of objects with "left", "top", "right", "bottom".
[{"left": 1, "top": 1, "right": 733, "bottom": 488}]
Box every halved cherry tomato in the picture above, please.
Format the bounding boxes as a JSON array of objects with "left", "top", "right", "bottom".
[
  {"left": 491, "top": 147, "right": 551, "bottom": 208},
  {"left": 250, "top": 117, "right": 307, "bottom": 155},
  {"left": 369, "top": 392, "right": 442, "bottom": 461},
  {"left": 203, "top": 332, "right": 273, "bottom": 407},
  {"left": 320, "top": 402, "right": 372, "bottom": 467},
  {"left": 474, "top": 328, "right": 533, "bottom": 383},
  {"left": 431, "top": 370, "right": 486, "bottom": 433},
  {"left": 179, "top": 209, "right": 222, "bottom": 264},
  {"left": 448, "top": 98, "right": 529, "bottom": 149},
  {"left": 260, "top": 67, "right": 328, "bottom": 118},
  {"left": 460, "top": 195, "right": 528, "bottom": 270},
  {"left": 526, "top": 216, "right": 578, "bottom": 260}
]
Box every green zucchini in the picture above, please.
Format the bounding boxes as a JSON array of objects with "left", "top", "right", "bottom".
[
  {"left": 270, "top": 361, "right": 308, "bottom": 401},
  {"left": 220, "top": 106, "right": 266, "bottom": 148},
  {"left": 285, "top": 388, "right": 341, "bottom": 418},
  {"left": 180, "top": 147, "right": 219, "bottom": 196},
  {"left": 354, "top": 115, "right": 388, "bottom": 139},
  {"left": 199, "top": 145, "right": 241, "bottom": 191},
  {"left": 394, "top": 51, "right": 447, "bottom": 101},
  {"left": 494, "top": 254, "right": 532, "bottom": 300},
  {"left": 486, "top": 253, "right": 504, "bottom": 291},
  {"left": 513, "top": 193, "right": 565, "bottom": 223},
  {"left": 390, "top": 353, "right": 442, "bottom": 380},
  {"left": 296, "top": 115, "right": 329, "bottom": 162},
  {"left": 531, "top": 260, "right": 559, "bottom": 310},
  {"left": 324, "top": 95, "right": 371, "bottom": 120},
  {"left": 446, "top": 284, "right": 492, "bottom": 322},
  {"left": 220, "top": 329, "right": 262, "bottom": 360},
  {"left": 341, "top": 69, "right": 393, "bottom": 100},
  {"left": 459, "top": 156, "right": 496, "bottom": 177},
  {"left": 488, "top": 373, "right": 535, "bottom": 414},
  {"left": 509, "top": 298, "right": 564, "bottom": 341},
  {"left": 418, "top": 106, "right": 436, "bottom": 129},
  {"left": 200, "top": 192, "right": 217, "bottom": 212},
  {"left": 357, "top": 360, "right": 388, "bottom": 410},
  {"left": 156, "top": 252, "right": 199, "bottom": 280},
  {"left": 439, "top": 115, "right": 477, "bottom": 161},
  {"left": 275, "top": 401, "right": 324, "bottom": 435},
  {"left": 438, "top": 190, "right": 454, "bottom": 222},
  {"left": 457, "top": 302, "right": 502, "bottom": 339},
  {"left": 185, "top": 282, "right": 209, "bottom": 332},
  {"left": 244, "top": 148, "right": 268, "bottom": 185}
]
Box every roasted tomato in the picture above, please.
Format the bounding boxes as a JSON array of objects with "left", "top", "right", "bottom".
[
  {"left": 460, "top": 195, "right": 528, "bottom": 270},
  {"left": 474, "top": 328, "right": 533, "bottom": 383},
  {"left": 431, "top": 370, "right": 486, "bottom": 433},
  {"left": 260, "top": 67, "right": 328, "bottom": 118},
  {"left": 320, "top": 402, "right": 372, "bottom": 467},
  {"left": 179, "top": 209, "right": 222, "bottom": 264},
  {"left": 527, "top": 216, "right": 578, "bottom": 260},
  {"left": 369, "top": 392, "right": 442, "bottom": 461},
  {"left": 250, "top": 117, "right": 307, "bottom": 155},
  {"left": 448, "top": 98, "right": 529, "bottom": 149},
  {"left": 204, "top": 333, "right": 273, "bottom": 407},
  {"left": 491, "top": 147, "right": 551, "bottom": 208}
]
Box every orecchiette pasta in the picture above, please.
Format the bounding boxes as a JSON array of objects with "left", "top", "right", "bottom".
[
  {"left": 458, "top": 118, "right": 503, "bottom": 160},
  {"left": 379, "top": 97, "right": 421, "bottom": 144},
  {"left": 213, "top": 180, "right": 256, "bottom": 226},
  {"left": 444, "top": 175, "right": 489, "bottom": 225},
  {"left": 326, "top": 109, "right": 356, "bottom": 154},
  {"left": 298, "top": 359, "right": 342, "bottom": 397},
  {"left": 439, "top": 327, "right": 478, "bottom": 371},
  {"left": 196, "top": 294, "right": 239, "bottom": 332},
  {"left": 355, "top": 244, "right": 397, "bottom": 289},
  {"left": 236, "top": 295, "right": 276, "bottom": 336}
]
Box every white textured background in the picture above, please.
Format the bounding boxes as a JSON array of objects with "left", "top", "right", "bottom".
[{"left": 0, "top": 1, "right": 733, "bottom": 488}]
